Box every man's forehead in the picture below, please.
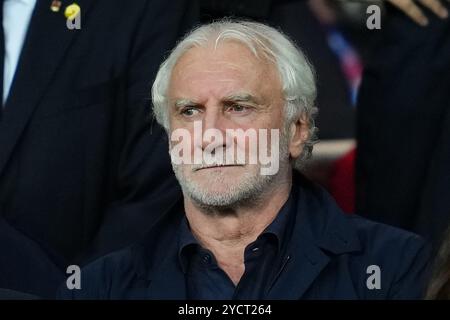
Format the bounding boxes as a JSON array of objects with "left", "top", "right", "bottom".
[
  {"left": 168, "top": 41, "right": 282, "bottom": 103},
  {"left": 173, "top": 41, "right": 269, "bottom": 74},
  {"left": 172, "top": 45, "right": 277, "bottom": 85}
]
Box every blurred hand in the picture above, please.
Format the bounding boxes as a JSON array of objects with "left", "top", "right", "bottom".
[{"left": 387, "top": 0, "right": 449, "bottom": 26}]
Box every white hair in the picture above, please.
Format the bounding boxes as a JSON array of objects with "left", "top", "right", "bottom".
[{"left": 152, "top": 19, "right": 318, "bottom": 166}]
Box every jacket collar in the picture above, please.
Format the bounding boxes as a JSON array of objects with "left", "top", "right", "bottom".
[{"left": 133, "top": 172, "right": 362, "bottom": 299}]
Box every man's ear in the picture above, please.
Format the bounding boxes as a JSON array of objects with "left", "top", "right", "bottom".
[{"left": 288, "top": 114, "right": 310, "bottom": 159}]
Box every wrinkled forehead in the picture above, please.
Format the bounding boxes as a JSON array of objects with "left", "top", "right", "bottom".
[
  {"left": 176, "top": 39, "right": 272, "bottom": 69},
  {"left": 169, "top": 40, "right": 282, "bottom": 97}
]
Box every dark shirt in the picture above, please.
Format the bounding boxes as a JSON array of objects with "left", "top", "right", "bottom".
[{"left": 178, "top": 187, "right": 296, "bottom": 299}]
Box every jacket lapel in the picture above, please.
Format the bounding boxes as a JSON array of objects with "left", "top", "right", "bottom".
[
  {"left": 267, "top": 176, "right": 362, "bottom": 299},
  {"left": 266, "top": 230, "right": 331, "bottom": 299},
  {"left": 143, "top": 226, "right": 188, "bottom": 299},
  {"left": 0, "top": 0, "right": 93, "bottom": 176},
  {"left": 145, "top": 251, "right": 188, "bottom": 299},
  {"left": 132, "top": 203, "right": 188, "bottom": 299}
]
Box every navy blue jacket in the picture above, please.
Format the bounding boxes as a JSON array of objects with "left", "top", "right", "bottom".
[
  {"left": 0, "top": 217, "right": 63, "bottom": 298},
  {"left": 59, "top": 174, "right": 431, "bottom": 299}
]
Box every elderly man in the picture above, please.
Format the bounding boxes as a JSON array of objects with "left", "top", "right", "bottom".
[{"left": 60, "top": 20, "right": 430, "bottom": 300}]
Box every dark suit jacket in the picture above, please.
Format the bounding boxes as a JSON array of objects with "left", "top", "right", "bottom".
[
  {"left": 0, "top": 217, "right": 63, "bottom": 298},
  {"left": 59, "top": 174, "right": 431, "bottom": 299},
  {"left": 0, "top": 0, "right": 198, "bottom": 267},
  {"left": 356, "top": 3, "right": 450, "bottom": 251}
]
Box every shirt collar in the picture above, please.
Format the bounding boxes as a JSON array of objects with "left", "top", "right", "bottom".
[
  {"left": 177, "top": 185, "right": 298, "bottom": 273},
  {"left": 258, "top": 183, "right": 297, "bottom": 252}
]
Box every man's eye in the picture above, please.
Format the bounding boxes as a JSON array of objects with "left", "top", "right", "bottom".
[
  {"left": 181, "top": 107, "right": 200, "bottom": 117},
  {"left": 228, "top": 104, "right": 249, "bottom": 113}
]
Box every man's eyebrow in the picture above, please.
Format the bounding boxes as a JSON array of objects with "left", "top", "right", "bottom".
[
  {"left": 173, "top": 94, "right": 261, "bottom": 108},
  {"left": 174, "top": 99, "right": 198, "bottom": 108},
  {"left": 224, "top": 93, "right": 260, "bottom": 104}
]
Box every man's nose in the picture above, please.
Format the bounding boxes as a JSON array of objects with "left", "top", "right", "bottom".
[
  {"left": 200, "top": 109, "right": 228, "bottom": 151},
  {"left": 203, "top": 108, "right": 228, "bottom": 131}
]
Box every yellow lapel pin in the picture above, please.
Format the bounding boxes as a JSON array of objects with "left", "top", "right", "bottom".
[{"left": 65, "top": 3, "right": 81, "bottom": 21}]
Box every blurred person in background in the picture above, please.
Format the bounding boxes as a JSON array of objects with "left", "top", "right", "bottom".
[
  {"left": 356, "top": 0, "right": 450, "bottom": 252},
  {"left": 0, "top": 0, "right": 197, "bottom": 297}
]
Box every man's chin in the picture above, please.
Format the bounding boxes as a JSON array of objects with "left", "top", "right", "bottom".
[
  {"left": 181, "top": 177, "right": 249, "bottom": 207},
  {"left": 189, "top": 182, "right": 238, "bottom": 196},
  {"left": 188, "top": 191, "right": 246, "bottom": 209}
]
